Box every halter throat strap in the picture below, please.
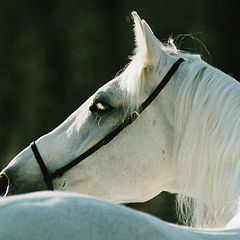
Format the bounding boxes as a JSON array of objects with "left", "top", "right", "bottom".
[{"left": 30, "top": 58, "right": 184, "bottom": 190}]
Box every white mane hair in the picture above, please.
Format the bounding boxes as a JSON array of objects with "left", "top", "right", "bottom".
[
  {"left": 118, "top": 13, "right": 240, "bottom": 228},
  {"left": 174, "top": 57, "right": 240, "bottom": 228}
]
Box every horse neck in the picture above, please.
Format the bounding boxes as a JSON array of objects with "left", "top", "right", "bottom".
[{"left": 173, "top": 59, "right": 240, "bottom": 228}]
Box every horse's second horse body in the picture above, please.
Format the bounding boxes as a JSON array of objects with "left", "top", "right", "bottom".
[
  {"left": 1, "top": 11, "right": 240, "bottom": 239},
  {"left": 0, "top": 191, "right": 239, "bottom": 240}
]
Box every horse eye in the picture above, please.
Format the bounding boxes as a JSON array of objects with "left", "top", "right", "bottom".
[{"left": 90, "top": 101, "right": 114, "bottom": 113}]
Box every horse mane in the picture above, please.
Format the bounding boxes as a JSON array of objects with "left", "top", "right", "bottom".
[
  {"left": 174, "top": 55, "right": 240, "bottom": 228},
  {"left": 119, "top": 39, "right": 240, "bottom": 228}
]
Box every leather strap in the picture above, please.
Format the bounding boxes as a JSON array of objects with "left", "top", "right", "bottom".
[{"left": 30, "top": 141, "right": 54, "bottom": 190}]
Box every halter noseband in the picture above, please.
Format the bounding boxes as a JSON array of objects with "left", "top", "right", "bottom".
[{"left": 30, "top": 58, "right": 185, "bottom": 190}]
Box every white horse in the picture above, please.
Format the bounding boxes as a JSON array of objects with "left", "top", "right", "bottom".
[{"left": 0, "top": 11, "right": 240, "bottom": 239}]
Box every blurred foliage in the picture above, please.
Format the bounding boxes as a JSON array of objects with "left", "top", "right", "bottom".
[{"left": 0, "top": 0, "right": 239, "bottom": 223}]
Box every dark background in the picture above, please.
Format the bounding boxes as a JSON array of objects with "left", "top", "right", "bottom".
[{"left": 0, "top": 0, "right": 239, "bottom": 223}]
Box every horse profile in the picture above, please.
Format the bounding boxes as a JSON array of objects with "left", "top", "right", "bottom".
[{"left": 0, "top": 12, "right": 240, "bottom": 239}]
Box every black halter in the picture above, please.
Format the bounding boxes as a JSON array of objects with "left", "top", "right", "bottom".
[{"left": 30, "top": 58, "right": 184, "bottom": 190}]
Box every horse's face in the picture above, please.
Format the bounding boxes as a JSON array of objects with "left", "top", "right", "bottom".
[{"left": 0, "top": 12, "right": 180, "bottom": 202}]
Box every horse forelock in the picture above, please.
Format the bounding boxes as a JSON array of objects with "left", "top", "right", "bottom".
[
  {"left": 118, "top": 59, "right": 146, "bottom": 116},
  {"left": 173, "top": 58, "right": 240, "bottom": 228},
  {"left": 118, "top": 39, "right": 181, "bottom": 117}
]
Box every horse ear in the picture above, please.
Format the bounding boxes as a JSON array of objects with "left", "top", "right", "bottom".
[{"left": 131, "top": 11, "right": 169, "bottom": 65}]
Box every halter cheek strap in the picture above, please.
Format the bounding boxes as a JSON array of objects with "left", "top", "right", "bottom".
[{"left": 30, "top": 58, "right": 185, "bottom": 190}]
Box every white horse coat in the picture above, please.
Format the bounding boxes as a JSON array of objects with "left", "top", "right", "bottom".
[
  {"left": 1, "top": 11, "right": 240, "bottom": 239},
  {"left": 0, "top": 191, "right": 239, "bottom": 240}
]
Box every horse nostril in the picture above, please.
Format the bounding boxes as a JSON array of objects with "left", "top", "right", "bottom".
[{"left": 0, "top": 174, "right": 8, "bottom": 196}]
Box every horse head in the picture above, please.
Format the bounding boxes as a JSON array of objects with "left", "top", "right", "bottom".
[{"left": 0, "top": 12, "right": 182, "bottom": 203}]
